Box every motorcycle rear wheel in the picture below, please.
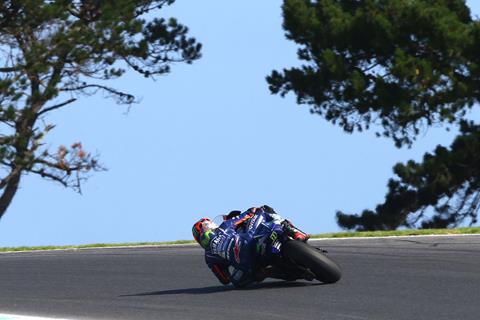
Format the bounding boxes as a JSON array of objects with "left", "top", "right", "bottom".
[{"left": 283, "top": 240, "right": 341, "bottom": 284}]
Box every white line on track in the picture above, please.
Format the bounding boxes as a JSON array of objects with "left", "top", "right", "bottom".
[{"left": 0, "top": 314, "right": 72, "bottom": 320}]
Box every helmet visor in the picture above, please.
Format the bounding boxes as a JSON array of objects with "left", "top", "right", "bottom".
[
  {"left": 201, "top": 219, "right": 217, "bottom": 232},
  {"left": 198, "top": 220, "right": 217, "bottom": 248}
]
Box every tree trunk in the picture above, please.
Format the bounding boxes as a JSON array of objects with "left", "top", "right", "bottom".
[{"left": 0, "top": 170, "right": 22, "bottom": 220}]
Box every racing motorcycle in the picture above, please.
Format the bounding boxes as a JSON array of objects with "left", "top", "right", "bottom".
[{"left": 214, "top": 211, "right": 342, "bottom": 284}]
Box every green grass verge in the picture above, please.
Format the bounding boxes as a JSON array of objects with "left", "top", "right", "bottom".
[
  {"left": 0, "top": 240, "right": 194, "bottom": 253},
  {"left": 2, "top": 227, "right": 480, "bottom": 252},
  {"left": 311, "top": 227, "right": 480, "bottom": 239}
]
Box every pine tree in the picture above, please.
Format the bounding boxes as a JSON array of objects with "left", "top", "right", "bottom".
[{"left": 268, "top": 0, "right": 480, "bottom": 229}]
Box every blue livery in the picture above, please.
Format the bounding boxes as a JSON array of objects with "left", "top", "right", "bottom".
[{"left": 204, "top": 208, "right": 285, "bottom": 287}]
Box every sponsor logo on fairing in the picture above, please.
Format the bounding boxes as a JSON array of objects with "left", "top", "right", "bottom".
[
  {"left": 226, "top": 238, "right": 234, "bottom": 260},
  {"left": 233, "top": 237, "right": 241, "bottom": 263},
  {"left": 270, "top": 231, "right": 278, "bottom": 241},
  {"left": 210, "top": 233, "right": 227, "bottom": 257},
  {"left": 271, "top": 239, "right": 282, "bottom": 254},
  {"left": 247, "top": 214, "right": 260, "bottom": 232}
]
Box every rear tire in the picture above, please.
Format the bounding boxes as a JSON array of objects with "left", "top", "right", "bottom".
[{"left": 283, "top": 240, "right": 341, "bottom": 284}]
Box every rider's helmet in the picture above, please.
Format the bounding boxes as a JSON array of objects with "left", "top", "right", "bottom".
[{"left": 192, "top": 217, "right": 217, "bottom": 249}]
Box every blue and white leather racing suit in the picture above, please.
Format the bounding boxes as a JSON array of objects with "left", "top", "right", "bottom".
[{"left": 204, "top": 207, "right": 284, "bottom": 287}]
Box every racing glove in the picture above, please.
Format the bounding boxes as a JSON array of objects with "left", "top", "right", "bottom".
[{"left": 282, "top": 219, "right": 310, "bottom": 242}]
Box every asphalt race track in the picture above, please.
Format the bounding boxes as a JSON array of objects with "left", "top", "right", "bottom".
[{"left": 1, "top": 235, "right": 480, "bottom": 320}]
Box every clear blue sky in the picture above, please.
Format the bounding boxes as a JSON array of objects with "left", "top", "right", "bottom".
[{"left": 1, "top": 1, "right": 479, "bottom": 247}]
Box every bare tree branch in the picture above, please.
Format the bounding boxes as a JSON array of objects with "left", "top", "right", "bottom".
[
  {"left": 0, "top": 67, "right": 19, "bottom": 72},
  {"left": 60, "top": 84, "right": 135, "bottom": 104},
  {"left": 38, "top": 98, "right": 77, "bottom": 117},
  {"left": 29, "top": 168, "right": 68, "bottom": 187}
]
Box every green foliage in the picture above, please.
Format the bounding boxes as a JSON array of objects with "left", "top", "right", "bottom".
[
  {"left": 337, "top": 121, "right": 480, "bottom": 230},
  {"left": 0, "top": 0, "right": 201, "bottom": 219},
  {"left": 270, "top": 0, "right": 480, "bottom": 229},
  {"left": 268, "top": 0, "right": 478, "bottom": 147}
]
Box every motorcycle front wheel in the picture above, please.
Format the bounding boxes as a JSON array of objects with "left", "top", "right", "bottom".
[{"left": 283, "top": 240, "right": 342, "bottom": 284}]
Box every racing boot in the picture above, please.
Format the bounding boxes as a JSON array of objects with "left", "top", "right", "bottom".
[
  {"left": 277, "top": 266, "right": 315, "bottom": 281},
  {"left": 282, "top": 219, "right": 310, "bottom": 242},
  {"left": 302, "top": 268, "right": 315, "bottom": 281}
]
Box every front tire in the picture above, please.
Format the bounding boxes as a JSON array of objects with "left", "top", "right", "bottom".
[{"left": 283, "top": 240, "right": 341, "bottom": 284}]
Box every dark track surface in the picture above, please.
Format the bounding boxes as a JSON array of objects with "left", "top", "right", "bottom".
[{"left": 1, "top": 235, "right": 480, "bottom": 320}]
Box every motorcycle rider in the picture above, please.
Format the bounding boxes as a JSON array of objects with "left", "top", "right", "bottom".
[{"left": 192, "top": 205, "right": 312, "bottom": 287}]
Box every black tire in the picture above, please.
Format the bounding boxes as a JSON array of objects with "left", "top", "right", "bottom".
[{"left": 283, "top": 240, "right": 342, "bottom": 284}]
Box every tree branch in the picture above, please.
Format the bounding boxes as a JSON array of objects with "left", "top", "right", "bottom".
[
  {"left": 0, "top": 167, "right": 21, "bottom": 220},
  {"left": 0, "top": 166, "right": 22, "bottom": 190},
  {"left": 0, "top": 67, "right": 19, "bottom": 72},
  {"left": 30, "top": 149, "right": 105, "bottom": 194},
  {"left": 28, "top": 168, "right": 68, "bottom": 187},
  {"left": 37, "top": 98, "right": 77, "bottom": 117},
  {"left": 60, "top": 84, "right": 135, "bottom": 104}
]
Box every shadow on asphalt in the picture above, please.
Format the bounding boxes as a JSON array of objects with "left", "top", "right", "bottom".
[{"left": 120, "top": 280, "right": 323, "bottom": 297}]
